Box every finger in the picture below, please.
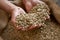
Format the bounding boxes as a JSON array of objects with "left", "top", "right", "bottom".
[
  {"left": 15, "top": 25, "right": 23, "bottom": 30},
  {"left": 46, "top": 15, "right": 50, "bottom": 20},
  {"left": 25, "top": 2, "right": 32, "bottom": 12},
  {"left": 21, "top": 27, "right": 27, "bottom": 31},
  {"left": 23, "top": 0, "right": 33, "bottom": 12},
  {"left": 31, "top": 0, "right": 39, "bottom": 6},
  {"left": 44, "top": 15, "right": 50, "bottom": 20},
  {"left": 28, "top": 24, "right": 42, "bottom": 30},
  {"left": 29, "top": 25, "right": 37, "bottom": 30}
]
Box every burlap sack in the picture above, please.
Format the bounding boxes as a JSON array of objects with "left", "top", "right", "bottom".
[
  {"left": 0, "top": 0, "right": 60, "bottom": 40},
  {"left": 0, "top": 9, "right": 8, "bottom": 34}
]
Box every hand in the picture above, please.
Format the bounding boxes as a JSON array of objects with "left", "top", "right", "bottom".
[
  {"left": 23, "top": 0, "right": 44, "bottom": 12},
  {"left": 11, "top": 6, "right": 26, "bottom": 30},
  {"left": 11, "top": 6, "right": 42, "bottom": 31},
  {"left": 23, "top": 0, "right": 48, "bottom": 30}
]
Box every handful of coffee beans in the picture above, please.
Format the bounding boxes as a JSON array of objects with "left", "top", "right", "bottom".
[{"left": 15, "top": 1, "right": 50, "bottom": 29}]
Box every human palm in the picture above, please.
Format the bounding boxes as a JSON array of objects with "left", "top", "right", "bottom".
[{"left": 11, "top": 7, "right": 26, "bottom": 30}]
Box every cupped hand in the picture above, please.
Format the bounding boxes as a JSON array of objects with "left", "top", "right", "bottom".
[
  {"left": 22, "top": 0, "right": 47, "bottom": 30},
  {"left": 11, "top": 6, "right": 42, "bottom": 31},
  {"left": 11, "top": 6, "right": 26, "bottom": 30},
  {"left": 11, "top": 0, "right": 50, "bottom": 31},
  {"left": 10, "top": 6, "right": 42, "bottom": 31}
]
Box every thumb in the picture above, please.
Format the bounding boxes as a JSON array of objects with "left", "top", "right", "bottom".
[{"left": 23, "top": 0, "right": 33, "bottom": 12}]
